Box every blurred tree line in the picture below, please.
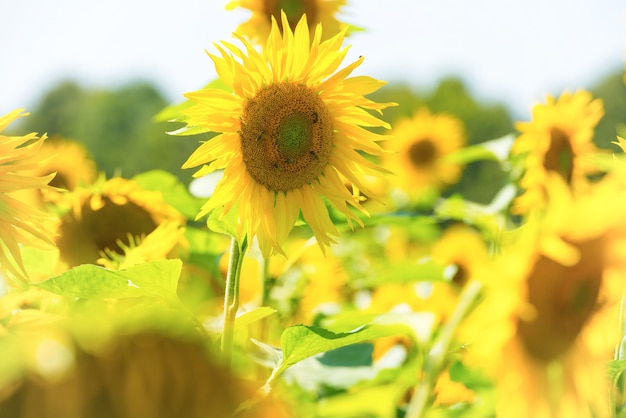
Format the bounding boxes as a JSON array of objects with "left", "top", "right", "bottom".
[
  {"left": 10, "top": 67, "right": 626, "bottom": 199},
  {"left": 14, "top": 80, "right": 201, "bottom": 184}
]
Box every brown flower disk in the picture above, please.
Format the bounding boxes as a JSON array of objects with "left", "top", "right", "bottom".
[{"left": 240, "top": 82, "right": 333, "bottom": 192}]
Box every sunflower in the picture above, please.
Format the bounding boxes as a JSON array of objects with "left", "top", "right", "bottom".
[
  {"left": 0, "top": 110, "right": 57, "bottom": 280},
  {"left": 97, "top": 221, "right": 186, "bottom": 270},
  {"left": 55, "top": 177, "right": 185, "bottom": 269},
  {"left": 511, "top": 91, "right": 604, "bottom": 214},
  {"left": 179, "top": 12, "right": 393, "bottom": 257},
  {"left": 0, "top": 330, "right": 290, "bottom": 418},
  {"left": 14, "top": 137, "right": 97, "bottom": 210},
  {"left": 462, "top": 171, "right": 626, "bottom": 418},
  {"left": 384, "top": 108, "right": 466, "bottom": 204},
  {"left": 226, "top": 0, "right": 349, "bottom": 44}
]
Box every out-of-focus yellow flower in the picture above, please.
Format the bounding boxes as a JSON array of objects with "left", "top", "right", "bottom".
[
  {"left": 180, "top": 12, "right": 393, "bottom": 257},
  {"left": 0, "top": 330, "right": 291, "bottom": 418},
  {"left": 15, "top": 138, "right": 97, "bottom": 210},
  {"left": 462, "top": 171, "right": 626, "bottom": 418},
  {"left": 384, "top": 108, "right": 466, "bottom": 204},
  {"left": 226, "top": 0, "right": 349, "bottom": 43},
  {"left": 97, "top": 221, "right": 186, "bottom": 270},
  {"left": 55, "top": 177, "right": 185, "bottom": 269},
  {"left": 0, "top": 110, "right": 57, "bottom": 280},
  {"left": 511, "top": 91, "right": 604, "bottom": 214}
]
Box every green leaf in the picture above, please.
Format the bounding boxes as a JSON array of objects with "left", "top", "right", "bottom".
[
  {"left": 206, "top": 204, "right": 240, "bottom": 240},
  {"left": 132, "top": 169, "right": 205, "bottom": 220},
  {"left": 318, "top": 343, "right": 373, "bottom": 367},
  {"left": 276, "top": 322, "right": 413, "bottom": 376},
  {"left": 442, "top": 134, "right": 515, "bottom": 165},
  {"left": 235, "top": 306, "right": 277, "bottom": 332},
  {"left": 33, "top": 259, "right": 183, "bottom": 302},
  {"left": 608, "top": 359, "right": 626, "bottom": 380}
]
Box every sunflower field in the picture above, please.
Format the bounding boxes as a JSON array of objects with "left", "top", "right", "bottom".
[{"left": 2, "top": 2, "right": 626, "bottom": 418}]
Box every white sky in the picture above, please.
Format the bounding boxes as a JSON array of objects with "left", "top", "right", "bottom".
[{"left": 1, "top": 0, "right": 624, "bottom": 119}]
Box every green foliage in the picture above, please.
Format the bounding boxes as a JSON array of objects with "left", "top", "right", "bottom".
[
  {"left": 16, "top": 80, "right": 207, "bottom": 184},
  {"left": 33, "top": 259, "right": 182, "bottom": 302},
  {"left": 132, "top": 169, "right": 205, "bottom": 220},
  {"left": 591, "top": 67, "right": 626, "bottom": 150}
]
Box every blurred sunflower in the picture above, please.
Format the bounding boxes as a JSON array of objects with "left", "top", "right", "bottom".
[
  {"left": 0, "top": 330, "right": 290, "bottom": 418},
  {"left": 431, "top": 224, "right": 490, "bottom": 289},
  {"left": 384, "top": 108, "right": 466, "bottom": 204},
  {"left": 15, "top": 137, "right": 97, "bottom": 210},
  {"left": 97, "top": 221, "right": 186, "bottom": 270},
  {"left": 511, "top": 91, "right": 604, "bottom": 214},
  {"left": 0, "top": 110, "right": 57, "bottom": 280},
  {"left": 179, "top": 12, "right": 393, "bottom": 257},
  {"left": 226, "top": 0, "right": 349, "bottom": 43},
  {"left": 55, "top": 177, "right": 185, "bottom": 269},
  {"left": 462, "top": 172, "right": 626, "bottom": 418}
]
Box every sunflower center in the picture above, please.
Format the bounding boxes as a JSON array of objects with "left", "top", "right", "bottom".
[
  {"left": 56, "top": 196, "right": 158, "bottom": 267},
  {"left": 263, "top": 0, "right": 318, "bottom": 32},
  {"left": 544, "top": 128, "right": 574, "bottom": 183},
  {"left": 408, "top": 139, "right": 437, "bottom": 166},
  {"left": 451, "top": 263, "right": 469, "bottom": 288},
  {"left": 240, "top": 83, "right": 333, "bottom": 192},
  {"left": 517, "top": 237, "right": 604, "bottom": 362},
  {"left": 278, "top": 113, "right": 313, "bottom": 162}
]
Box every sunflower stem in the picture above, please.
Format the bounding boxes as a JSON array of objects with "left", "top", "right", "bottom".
[
  {"left": 221, "top": 237, "right": 246, "bottom": 366},
  {"left": 405, "top": 280, "right": 483, "bottom": 418}
]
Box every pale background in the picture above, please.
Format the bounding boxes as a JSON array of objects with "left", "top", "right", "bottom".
[{"left": 1, "top": 0, "right": 624, "bottom": 118}]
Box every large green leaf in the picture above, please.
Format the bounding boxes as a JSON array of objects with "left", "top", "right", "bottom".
[
  {"left": 275, "top": 322, "right": 414, "bottom": 377},
  {"left": 132, "top": 169, "right": 205, "bottom": 220},
  {"left": 33, "top": 259, "right": 183, "bottom": 301}
]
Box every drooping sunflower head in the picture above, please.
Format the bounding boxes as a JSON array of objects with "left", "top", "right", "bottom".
[
  {"left": 384, "top": 108, "right": 466, "bottom": 203},
  {"left": 463, "top": 172, "right": 626, "bottom": 418},
  {"left": 511, "top": 90, "right": 604, "bottom": 214},
  {"left": 179, "top": 12, "right": 394, "bottom": 257},
  {"left": 226, "top": 0, "right": 349, "bottom": 43},
  {"left": 0, "top": 109, "right": 57, "bottom": 280},
  {"left": 56, "top": 177, "right": 185, "bottom": 268}
]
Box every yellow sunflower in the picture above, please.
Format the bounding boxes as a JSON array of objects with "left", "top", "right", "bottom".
[
  {"left": 97, "top": 221, "right": 186, "bottom": 270},
  {"left": 511, "top": 90, "right": 604, "bottom": 214},
  {"left": 0, "top": 330, "right": 291, "bottom": 418},
  {"left": 0, "top": 110, "right": 57, "bottom": 280},
  {"left": 226, "top": 0, "right": 349, "bottom": 43},
  {"left": 384, "top": 108, "right": 466, "bottom": 203},
  {"left": 14, "top": 137, "right": 97, "bottom": 210},
  {"left": 462, "top": 171, "right": 626, "bottom": 418},
  {"left": 180, "top": 12, "right": 393, "bottom": 257},
  {"left": 55, "top": 177, "right": 185, "bottom": 269}
]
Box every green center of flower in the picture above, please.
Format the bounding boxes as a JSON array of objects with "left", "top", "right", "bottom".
[
  {"left": 544, "top": 128, "right": 574, "bottom": 183},
  {"left": 408, "top": 139, "right": 437, "bottom": 166},
  {"left": 264, "top": 0, "right": 318, "bottom": 32},
  {"left": 240, "top": 83, "right": 333, "bottom": 192},
  {"left": 517, "top": 237, "right": 604, "bottom": 362},
  {"left": 278, "top": 113, "right": 313, "bottom": 162}
]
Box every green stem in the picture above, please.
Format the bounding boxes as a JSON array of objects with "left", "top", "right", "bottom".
[
  {"left": 405, "top": 280, "right": 483, "bottom": 418},
  {"left": 221, "top": 237, "right": 246, "bottom": 366}
]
